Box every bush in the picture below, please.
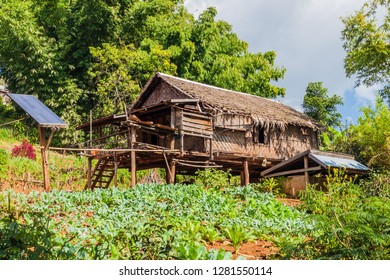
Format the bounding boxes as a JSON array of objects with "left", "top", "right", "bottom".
[
  {"left": 361, "top": 171, "right": 390, "bottom": 198},
  {"left": 11, "top": 139, "right": 36, "bottom": 160},
  {"left": 194, "top": 169, "right": 238, "bottom": 190},
  {"left": 0, "top": 149, "right": 9, "bottom": 179},
  {"left": 252, "top": 177, "right": 286, "bottom": 197},
  {"left": 284, "top": 169, "right": 390, "bottom": 259}
]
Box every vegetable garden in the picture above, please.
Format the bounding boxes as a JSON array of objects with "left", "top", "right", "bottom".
[
  {"left": 0, "top": 184, "right": 309, "bottom": 260},
  {"left": 1, "top": 171, "right": 388, "bottom": 260}
]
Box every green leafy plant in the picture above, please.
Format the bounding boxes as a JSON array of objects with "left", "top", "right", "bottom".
[
  {"left": 254, "top": 177, "right": 286, "bottom": 197},
  {"left": 199, "top": 225, "right": 223, "bottom": 244},
  {"left": 194, "top": 168, "right": 238, "bottom": 189},
  {"left": 174, "top": 241, "right": 232, "bottom": 260},
  {"left": 223, "top": 223, "right": 254, "bottom": 252},
  {"left": 0, "top": 149, "right": 9, "bottom": 179}
]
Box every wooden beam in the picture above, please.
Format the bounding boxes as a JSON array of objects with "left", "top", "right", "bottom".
[
  {"left": 45, "top": 129, "right": 55, "bottom": 150},
  {"left": 264, "top": 165, "right": 322, "bottom": 178},
  {"left": 163, "top": 152, "right": 173, "bottom": 184},
  {"left": 261, "top": 149, "right": 311, "bottom": 177},
  {"left": 169, "top": 98, "right": 200, "bottom": 104}
]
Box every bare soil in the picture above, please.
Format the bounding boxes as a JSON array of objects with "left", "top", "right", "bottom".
[
  {"left": 277, "top": 198, "right": 301, "bottom": 207},
  {"left": 206, "top": 240, "right": 279, "bottom": 260}
]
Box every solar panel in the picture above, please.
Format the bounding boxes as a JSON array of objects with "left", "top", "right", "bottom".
[{"left": 7, "top": 93, "right": 67, "bottom": 128}]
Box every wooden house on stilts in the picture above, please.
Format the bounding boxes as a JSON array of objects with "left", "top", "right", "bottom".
[{"left": 79, "top": 73, "right": 368, "bottom": 190}]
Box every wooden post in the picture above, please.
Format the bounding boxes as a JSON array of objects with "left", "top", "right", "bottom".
[
  {"left": 89, "top": 110, "right": 93, "bottom": 146},
  {"left": 166, "top": 159, "right": 176, "bottom": 184},
  {"left": 113, "top": 152, "right": 118, "bottom": 187},
  {"left": 209, "top": 137, "right": 213, "bottom": 160},
  {"left": 243, "top": 158, "right": 250, "bottom": 186},
  {"left": 179, "top": 130, "right": 184, "bottom": 156},
  {"left": 169, "top": 107, "right": 176, "bottom": 149},
  {"left": 304, "top": 156, "right": 309, "bottom": 186},
  {"left": 86, "top": 157, "right": 92, "bottom": 190},
  {"left": 170, "top": 107, "right": 176, "bottom": 128},
  {"left": 169, "top": 134, "right": 175, "bottom": 150},
  {"left": 171, "top": 160, "right": 176, "bottom": 184},
  {"left": 131, "top": 151, "right": 136, "bottom": 188},
  {"left": 130, "top": 125, "right": 136, "bottom": 188},
  {"left": 39, "top": 126, "right": 50, "bottom": 192}
]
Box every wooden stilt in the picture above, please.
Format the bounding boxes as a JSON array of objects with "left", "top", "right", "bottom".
[
  {"left": 243, "top": 158, "right": 250, "bottom": 186},
  {"left": 113, "top": 152, "right": 118, "bottom": 187},
  {"left": 130, "top": 125, "right": 137, "bottom": 188},
  {"left": 170, "top": 159, "right": 176, "bottom": 184},
  {"left": 39, "top": 126, "right": 50, "bottom": 192},
  {"left": 86, "top": 157, "right": 92, "bottom": 190},
  {"left": 131, "top": 151, "right": 136, "bottom": 188}
]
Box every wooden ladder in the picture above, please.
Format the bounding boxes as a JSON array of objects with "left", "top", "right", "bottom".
[{"left": 89, "top": 159, "right": 115, "bottom": 189}]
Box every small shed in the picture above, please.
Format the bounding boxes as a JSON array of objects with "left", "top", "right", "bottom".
[{"left": 261, "top": 149, "right": 370, "bottom": 197}]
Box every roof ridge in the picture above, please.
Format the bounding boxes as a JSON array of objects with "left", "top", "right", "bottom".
[{"left": 157, "top": 72, "right": 280, "bottom": 104}]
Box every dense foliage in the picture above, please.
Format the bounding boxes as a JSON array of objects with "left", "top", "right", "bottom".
[
  {"left": 283, "top": 170, "right": 390, "bottom": 259},
  {"left": 0, "top": 0, "right": 285, "bottom": 143},
  {"left": 0, "top": 184, "right": 308, "bottom": 260},
  {"left": 330, "top": 98, "right": 390, "bottom": 169},
  {"left": 342, "top": 0, "right": 390, "bottom": 101}
]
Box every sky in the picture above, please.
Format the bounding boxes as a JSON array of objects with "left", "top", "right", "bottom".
[{"left": 184, "top": 0, "right": 378, "bottom": 125}]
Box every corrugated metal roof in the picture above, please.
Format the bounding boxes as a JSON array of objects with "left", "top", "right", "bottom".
[
  {"left": 7, "top": 93, "right": 67, "bottom": 127},
  {"left": 310, "top": 153, "right": 370, "bottom": 171},
  {"left": 261, "top": 149, "right": 370, "bottom": 177}
]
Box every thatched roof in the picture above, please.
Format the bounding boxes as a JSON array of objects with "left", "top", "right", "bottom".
[{"left": 133, "top": 72, "right": 321, "bottom": 130}]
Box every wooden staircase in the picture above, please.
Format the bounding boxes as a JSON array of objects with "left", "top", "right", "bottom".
[{"left": 88, "top": 158, "right": 116, "bottom": 189}]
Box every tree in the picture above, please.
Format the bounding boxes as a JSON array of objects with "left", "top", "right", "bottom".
[
  {"left": 0, "top": 0, "right": 286, "bottom": 143},
  {"left": 349, "top": 98, "right": 390, "bottom": 168},
  {"left": 341, "top": 0, "right": 390, "bottom": 101},
  {"left": 186, "top": 7, "right": 286, "bottom": 98},
  {"left": 302, "top": 82, "right": 343, "bottom": 128},
  {"left": 328, "top": 97, "right": 390, "bottom": 169}
]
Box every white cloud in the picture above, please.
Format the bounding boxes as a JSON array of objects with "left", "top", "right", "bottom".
[
  {"left": 184, "top": 0, "right": 369, "bottom": 120},
  {"left": 354, "top": 85, "right": 381, "bottom": 106}
]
